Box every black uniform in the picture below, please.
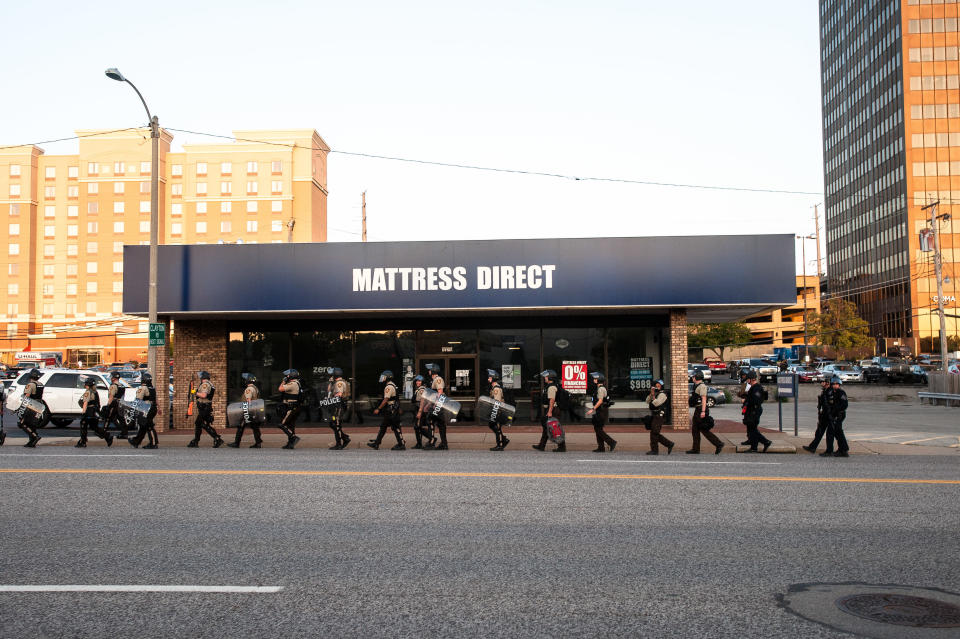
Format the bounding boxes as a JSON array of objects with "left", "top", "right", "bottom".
[
  {"left": 411, "top": 382, "right": 433, "bottom": 449},
  {"left": 824, "top": 386, "right": 849, "bottom": 456},
  {"left": 190, "top": 377, "right": 224, "bottom": 448},
  {"left": 276, "top": 375, "right": 302, "bottom": 449},
  {"left": 534, "top": 379, "right": 563, "bottom": 452},
  {"left": 0, "top": 384, "right": 6, "bottom": 446},
  {"left": 742, "top": 382, "right": 772, "bottom": 452},
  {"left": 487, "top": 381, "right": 511, "bottom": 451},
  {"left": 590, "top": 383, "right": 616, "bottom": 453},
  {"left": 803, "top": 384, "right": 832, "bottom": 453},
  {"left": 688, "top": 381, "right": 722, "bottom": 454},
  {"left": 17, "top": 379, "right": 44, "bottom": 447},
  {"left": 129, "top": 383, "right": 159, "bottom": 449},
  {"left": 228, "top": 382, "right": 261, "bottom": 448},
  {"left": 104, "top": 379, "right": 125, "bottom": 437},
  {"left": 328, "top": 375, "right": 351, "bottom": 450},
  {"left": 77, "top": 386, "right": 113, "bottom": 448},
  {"left": 369, "top": 380, "right": 404, "bottom": 450}
]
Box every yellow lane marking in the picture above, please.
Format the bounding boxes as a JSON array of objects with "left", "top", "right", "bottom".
[{"left": 0, "top": 468, "right": 958, "bottom": 485}]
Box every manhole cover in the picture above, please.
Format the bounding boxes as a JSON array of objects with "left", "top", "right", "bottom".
[{"left": 836, "top": 593, "right": 960, "bottom": 628}]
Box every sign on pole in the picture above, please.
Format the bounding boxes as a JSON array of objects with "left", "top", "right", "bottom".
[{"left": 148, "top": 323, "right": 166, "bottom": 347}]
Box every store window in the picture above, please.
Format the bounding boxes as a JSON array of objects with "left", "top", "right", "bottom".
[
  {"left": 478, "top": 328, "right": 540, "bottom": 423},
  {"left": 541, "top": 328, "right": 604, "bottom": 423},
  {"left": 418, "top": 328, "right": 477, "bottom": 354},
  {"left": 290, "top": 330, "right": 354, "bottom": 426},
  {"left": 354, "top": 330, "right": 415, "bottom": 424},
  {"left": 227, "top": 331, "right": 290, "bottom": 404}
]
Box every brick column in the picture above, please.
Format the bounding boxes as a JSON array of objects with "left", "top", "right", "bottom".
[
  {"left": 170, "top": 320, "right": 227, "bottom": 431},
  {"left": 669, "top": 308, "right": 690, "bottom": 430}
]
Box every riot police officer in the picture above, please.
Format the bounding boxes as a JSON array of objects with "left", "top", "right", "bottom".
[
  {"left": 0, "top": 381, "right": 5, "bottom": 446},
  {"left": 742, "top": 370, "right": 772, "bottom": 453},
  {"left": 533, "top": 369, "right": 563, "bottom": 452},
  {"left": 487, "top": 369, "right": 511, "bottom": 451},
  {"left": 18, "top": 369, "right": 44, "bottom": 448},
  {"left": 103, "top": 371, "right": 125, "bottom": 438},
  {"left": 228, "top": 373, "right": 262, "bottom": 448},
  {"left": 276, "top": 368, "right": 303, "bottom": 450},
  {"left": 645, "top": 378, "right": 675, "bottom": 455},
  {"left": 687, "top": 372, "right": 722, "bottom": 455},
  {"left": 586, "top": 371, "right": 616, "bottom": 453},
  {"left": 76, "top": 377, "right": 113, "bottom": 448},
  {"left": 411, "top": 374, "right": 433, "bottom": 449},
  {"left": 425, "top": 363, "right": 448, "bottom": 450},
  {"left": 188, "top": 371, "right": 224, "bottom": 448},
  {"left": 822, "top": 376, "right": 850, "bottom": 457},
  {"left": 129, "top": 372, "right": 159, "bottom": 449},
  {"left": 802, "top": 379, "right": 832, "bottom": 454},
  {"left": 328, "top": 368, "right": 351, "bottom": 450},
  {"left": 368, "top": 370, "right": 404, "bottom": 450}
]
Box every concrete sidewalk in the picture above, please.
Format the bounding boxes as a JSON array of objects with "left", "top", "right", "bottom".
[{"left": 17, "top": 423, "right": 958, "bottom": 455}]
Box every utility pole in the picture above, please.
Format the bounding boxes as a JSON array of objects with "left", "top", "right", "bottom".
[
  {"left": 923, "top": 201, "right": 950, "bottom": 389},
  {"left": 797, "top": 234, "right": 815, "bottom": 362},
  {"left": 813, "top": 204, "right": 823, "bottom": 278},
  {"left": 362, "top": 191, "right": 367, "bottom": 242}
]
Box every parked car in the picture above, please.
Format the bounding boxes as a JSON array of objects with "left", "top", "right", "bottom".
[
  {"left": 737, "top": 358, "right": 779, "bottom": 383},
  {"left": 3, "top": 368, "right": 137, "bottom": 428},
  {"left": 687, "top": 383, "right": 726, "bottom": 408},
  {"left": 795, "top": 366, "right": 823, "bottom": 383},
  {"left": 873, "top": 357, "right": 911, "bottom": 383},
  {"left": 703, "top": 358, "right": 727, "bottom": 374},
  {"left": 908, "top": 365, "right": 929, "bottom": 385},
  {"left": 821, "top": 364, "right": 864, "bottom": 383},
  {"left": 687, "top": 364, "right": 713, "bottom": 382}
]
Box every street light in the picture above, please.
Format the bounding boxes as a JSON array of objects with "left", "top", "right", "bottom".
[{"left": 105, "top": 68, "right": 161, "bottom": 381}]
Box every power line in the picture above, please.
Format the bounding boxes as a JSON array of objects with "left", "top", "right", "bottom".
[
  {"left": 166, "top": 127, "right": 823, "bottom": 196},
  {"left": 0, "top": 127, "right": 147, "bottom": 151}
]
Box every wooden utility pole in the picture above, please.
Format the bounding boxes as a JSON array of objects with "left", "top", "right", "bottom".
[
  {"left": 813, "top": 204, "right": 823, "bottom": 278},
  {"left": 362, "top": 191, "right": 367, "bottom": 242}
]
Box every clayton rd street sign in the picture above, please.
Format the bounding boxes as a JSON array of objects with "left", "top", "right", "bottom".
[{"left": 148, "top": 323, "right": 166, "bottom": 346}]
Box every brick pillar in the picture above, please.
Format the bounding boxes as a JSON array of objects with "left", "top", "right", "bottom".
[
  {"left": 154, "top": 317, "right": 171, "bottom": 432},
  {"left": 669, "top": 308, "right": 690, "bottom": 430},
  {"left": 170, "top": 320, "right": 227, "bottom": 431}
]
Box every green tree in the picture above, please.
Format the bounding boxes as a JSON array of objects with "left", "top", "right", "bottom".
[
  {"left": 807, "top": 299, "right": 871, "bottom": 357},
  {"left": 687, "top": 322, "right": 753, "bottom": 361}
]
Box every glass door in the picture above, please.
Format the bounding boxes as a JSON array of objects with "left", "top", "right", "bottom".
[{"left": 416, "top": 355, "right": 478, "bottom": 422}]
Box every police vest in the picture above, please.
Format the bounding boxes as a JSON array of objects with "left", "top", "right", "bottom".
[
  {"left": 81, "top": 390, "right": 100, "bottom": 413},
  {"left": 541, "top": 382, "right": 557, "bottom": 406},
  {"left": 27, "top": 382, "right": 44, "bottom": 400},
  {"left": 651, "top": 390, "right": 671, "bottom": 417},
  {"left": 281, "top": 381, "right": 301, "bottom": 403}
]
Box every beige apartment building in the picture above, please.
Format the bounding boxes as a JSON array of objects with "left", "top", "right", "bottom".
[{"left": 0, "top": 128, "right": 328, "bottom": 366}]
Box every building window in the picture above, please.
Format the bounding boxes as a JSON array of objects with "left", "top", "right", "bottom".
[
  {"left": 113, "top": 242, "right": 123, "bottom": 254},
  {"left": 88, "top": 202, "right": 99, "bottom": 214},
  {"left": 10, "top": 164, "right": 21, "bottom": 176},
  {"left": 221, "top": 162, "right": 232, "bottom": 175},
  {"left": 9, "top": 243, "right": 20, "bottom": 256},
  {"left": 87, "top": 242, "right": 98, "bottom": 254},
  {"left": 45, "top": 205, "right": 56, "bottom": 217},
  {"left": 112, "top": 301, "right": 122, "bottom": 313},
  {"left": 88, "top": 162, "right": 99, "bottom": 175},
  {"left": 9, "top": 184, "right": 20, "bottom": 197},
  {"left": 271, "top": 180, "right": 282, "bottom": 194},
  {"left": 139, "top": 182, "right": 150, "bottom": 194},
  {"left": 171, "top": 164, "right": 182, "bottom": 176},
  {"left": 247, "top": 201, "right": 257, "bottom": 213},
  {"left": 114, "top": 222, "right": 125, "bottom": 233},
  {"left": 67, "top": 225, "right": 78, "bottom": 237},
  {"left": 87, "top": 282, "right": 97, "bottom": 294},
  {"left": 8, "top": 223, "right": 19, "bottom": 236},
  {"left": 171, "top": 203, "right": 183, "bottom": 216},
  {"left": 45, "top": 166, "right": 56, "bottom": 179},
  {"left": 171, "top": 183, "right": 183, "bottom": 196},
  {"left": 247, "top": 161, "right": 258, "bottom": 174},
  {"left": 112, "top": 281, "right": 123, "bottom": 293},
  {"left": 66, "top": 283, "right": 77, "bottom": 296},
  {"left": 220, "top": 220, "right": 232, "bottom": 233},
  {"left": 68, "top": 205, "right": 78, "bottom": 217},
  {"left": 44, "top": 225, "right": 56, "bottom": 238},
  {"left": 9, "top": 203, "right": 21, "bottom": 215},
  {"left": 86, "top": 301, "right": 97, "bottom": 315},
  {"left": 7, "top": 284, "right": 18, "bottom": 296},
  {"left": 42, "top": 303, "right": 54, "bottom": 316},
  {"left": 271, "top": 200, "right": 282, "bottom": 213},
  {"left": 196, "top": 202, "right": 207, "bottom": 214},
  {"left": 7, "top": 305, "right": 18, "bottom": 316},
  {"left": 113, "top": 261, "right": 123, "bottom": 273},
  {"left": 221, "top": 181, "right": 232, "bottom": 195},
  {"left": 140, "top": 201, "right": 150, "bottom": 213},
  {"left": 67, "top": 244, "right": 78, "bottom": 256},
  {"left": 68, "top": 166, "right": 79, "bottom": 178},
  {"left": 114, "top": 182, "right": 124, "bottom": 194},
  {"left": 271, "top": 160, "right": 282, "bottom": 173},
  {"left": 139, "top": 221, "right": 149, "bottom": 233},
  {"left": 114, "top": 202, "right": 124, "bottom": 213},
  {"left": 66, "top": 264, "right": 77, "bottom": 276},
  {"left": 8, "top": 263, "right": 20, "bottom": 276},
  {"left": 86, "top": 262, "right": 98, "bottom": 274},
  {"left": 221, "top": 201, "right": 232, "bottom": 213},
  {"left": 88, "top": 182, "right": 99, "bottom": 195},
  {"left": 171, "top": 222, "right": 183, "bottom": 236},
  {"left": 246, "top": 181, "right": 258, "bottom": 195},
  {"left": 196, "top": 162, "right": 207, "bottom": 176},
  {"left": 114, "top": 162, "right": 124, "bottom": 175},
  {"left": 44, "top": 186, "right": 56, "bottom": 198},
  {"left": 246, "top": 220, "right": 258, "bottom": 233},
  {"left": 42, "top": 264, "right": 54, "bottom": 277},
  {"left": 196, "top": 221, "right": 208, "bottom": 234},
  {"left": 43, "top": 244, "right": 54, "bottom": 257},
  {"left": 196, "top": 182, "right": 207, "bottom": 195},
  {"left": 67, "top": 185, "right": 79, "bottom": 198},
  {"left": 140, "top": 161, "right": 151, "bottom": 174}
]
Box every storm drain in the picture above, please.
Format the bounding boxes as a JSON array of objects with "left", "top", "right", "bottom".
[{"left": 778, "top": 583, "right": 960, "bottom": 639}]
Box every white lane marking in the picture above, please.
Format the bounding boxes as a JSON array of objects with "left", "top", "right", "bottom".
[
  {"left": 575, "top": 459, "right": 782, "bottom": 465},
  {"left": 0, "top": 454, "right": 155, "bottom": 458},
  {"left": 899, "top": 436, "right": 956, "bottom": 445},
  {"left": 0, "top": 585, "right": 282, "bottom": 593}
]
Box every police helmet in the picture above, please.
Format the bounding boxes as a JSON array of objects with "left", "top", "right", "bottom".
[
  {"left": 281, "top": 368, "right": 300, "bottom": 380},
  {"left": 589, "top": 371, "right": 606, "bottom": 384},
  {"left": 140, "top": 372, "right": 153, "bottom": 387},
  {"left": 693, "top": 370, "right": 704, "bottom": 381},
  {"left": 379, "top": 370, "right": 394, "bottom": 383},
  {"left": 540, "top": 369, "right": 558, "bottom": 381},
  {"left": 241, "top": 372, "right": 258, "bottom": 387},
  {"left": 29, "top": 368, "right": 42, "bottom": 380},
  {"left": 111, "top": 371, "right": 121, "bottom": 380},
  {"left": 413, "top": 374, "right": 424, "bottom": 384},
  {"left": 746, "top": 369, "right": 758, "bottom": 380},
  {"left": 654, "top": 379, "right": 664, "bottom": 387},
  {"left": 82, "top": 376, "right": 96, "bottom": 388},
  {"left": 198, "top": 371, "right": 211, "bottom": 381},
  {"left": 425, "top": 363, "right": 441, "bottom": 375},
  {"left": 738, "top": 369, "right": 748, "bottom": 380},
  {"left": 487, "top": 369, "right": 500, "bottom": 381},
  {"left": 331, "top": 367, "right": 343, "bottom": 378},
  {"left": 831, "top": 375, "right": 843, "bottom": 385}
]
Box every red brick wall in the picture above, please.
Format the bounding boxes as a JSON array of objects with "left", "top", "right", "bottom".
[
  {"left": 168, "top": 319, "right": 227, "bottom": 431},
  {"left": 669, "top": 309, "right": 690, "bottom": 430}
]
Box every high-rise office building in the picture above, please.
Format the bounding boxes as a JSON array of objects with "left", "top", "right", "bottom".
[
  {"left": 820, "top": 0, "right": 959, "bottom": 353},
  {"left": 0, "top": 128, "right": 328, "bottom": 366}
]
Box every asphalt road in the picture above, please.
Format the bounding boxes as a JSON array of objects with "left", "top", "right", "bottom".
[{"left": 1, "top": 448, "right": 958, "bottom": 638}]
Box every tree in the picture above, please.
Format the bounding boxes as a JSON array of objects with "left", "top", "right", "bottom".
[
  {"left": 806, "top": 299, "right": 871, "bottom": 357},
  {"left": 687, "top": 323, "right": 753, "bottom": 361}
]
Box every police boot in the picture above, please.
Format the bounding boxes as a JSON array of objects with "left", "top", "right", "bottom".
[
  {"left": 500, "top": 436, "right": 510, "bottom": 450},
  {"left": 229, "top": 426, "right": 245, "bottom": 447},
  {"left": 391, "top": 428, "right": 405, "bottom": 450},
  {"left": 339, "top": 433, "right": 351, "bottom": 449},
  {"left": 366, "top": 439, "right": 380, "bottom": 450},
  {"left": 553, "top": 442, "right": 566, "bottom": 453},
  {"left": 282, "top": 435, "right": 301, "bottom": 450},
  {"left": 0, "top": 430, "right": 5, "bottom": 446},
  {"left": 24, "top": 430, "right": 41, "bottom": 448},
  {"left": 128, "top": 436, "right": 140, "bottom": 448},
  {"left": 412, "top": 426, "right": 424, "bottom": 449},
  {"left": 213, "top": 437, "right": 225, "bottom": 448},
  {"left": 187, "top": 439, "right": 199, "bottom": 448},
  {"left": 75, "top": 439, "right": 87, "bottom": 448}
]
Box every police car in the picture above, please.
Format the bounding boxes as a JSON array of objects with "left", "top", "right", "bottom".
[{"left": 3, "top": 368, "right": 138, "bottom": 428}]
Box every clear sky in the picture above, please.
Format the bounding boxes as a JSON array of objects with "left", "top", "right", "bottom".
[{"left": 0, "top": 0, "right": 825, "bottom": 272}]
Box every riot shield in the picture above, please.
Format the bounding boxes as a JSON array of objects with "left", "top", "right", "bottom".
[
  {"left": 118, "top": 399, "right": 152, "bottom": 428},
  {"left": 420, "top": 388, "right": 461, "bottom": 424},
  {"left": 226, "top": 399, "right": 266, "bottom": 427},
  {"left": 476, "top": 395, "right": 516, "bottom": 426},
  {"left": 17, "top": 398, "right": 46, "bottom": 428}
]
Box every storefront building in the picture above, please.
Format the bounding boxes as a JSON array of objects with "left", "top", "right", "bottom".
[{"left": 123, "top": 235, "right": 796, "bottom": 431}]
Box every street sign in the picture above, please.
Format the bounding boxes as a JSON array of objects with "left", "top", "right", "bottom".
[
  {"left": 777, "top": 372, "right": 795, "bottom": 398},
  {"left": 148, "top": 323, "right": 166, "bottom": 347},
  {"left": 776, "top": 372, "right": 799, "bottom": 436}
]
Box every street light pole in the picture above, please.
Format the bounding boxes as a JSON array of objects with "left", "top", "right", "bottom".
[
  {"left": 922, "top": 201, "right": 950, "bottom": 389},
  {"left": 105, "top": 68, "right": 160, "bottom": 379}
]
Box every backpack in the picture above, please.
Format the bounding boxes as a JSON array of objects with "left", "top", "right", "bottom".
[{"left": 555, "top": 384, "right": 571, "bottom": 409}]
